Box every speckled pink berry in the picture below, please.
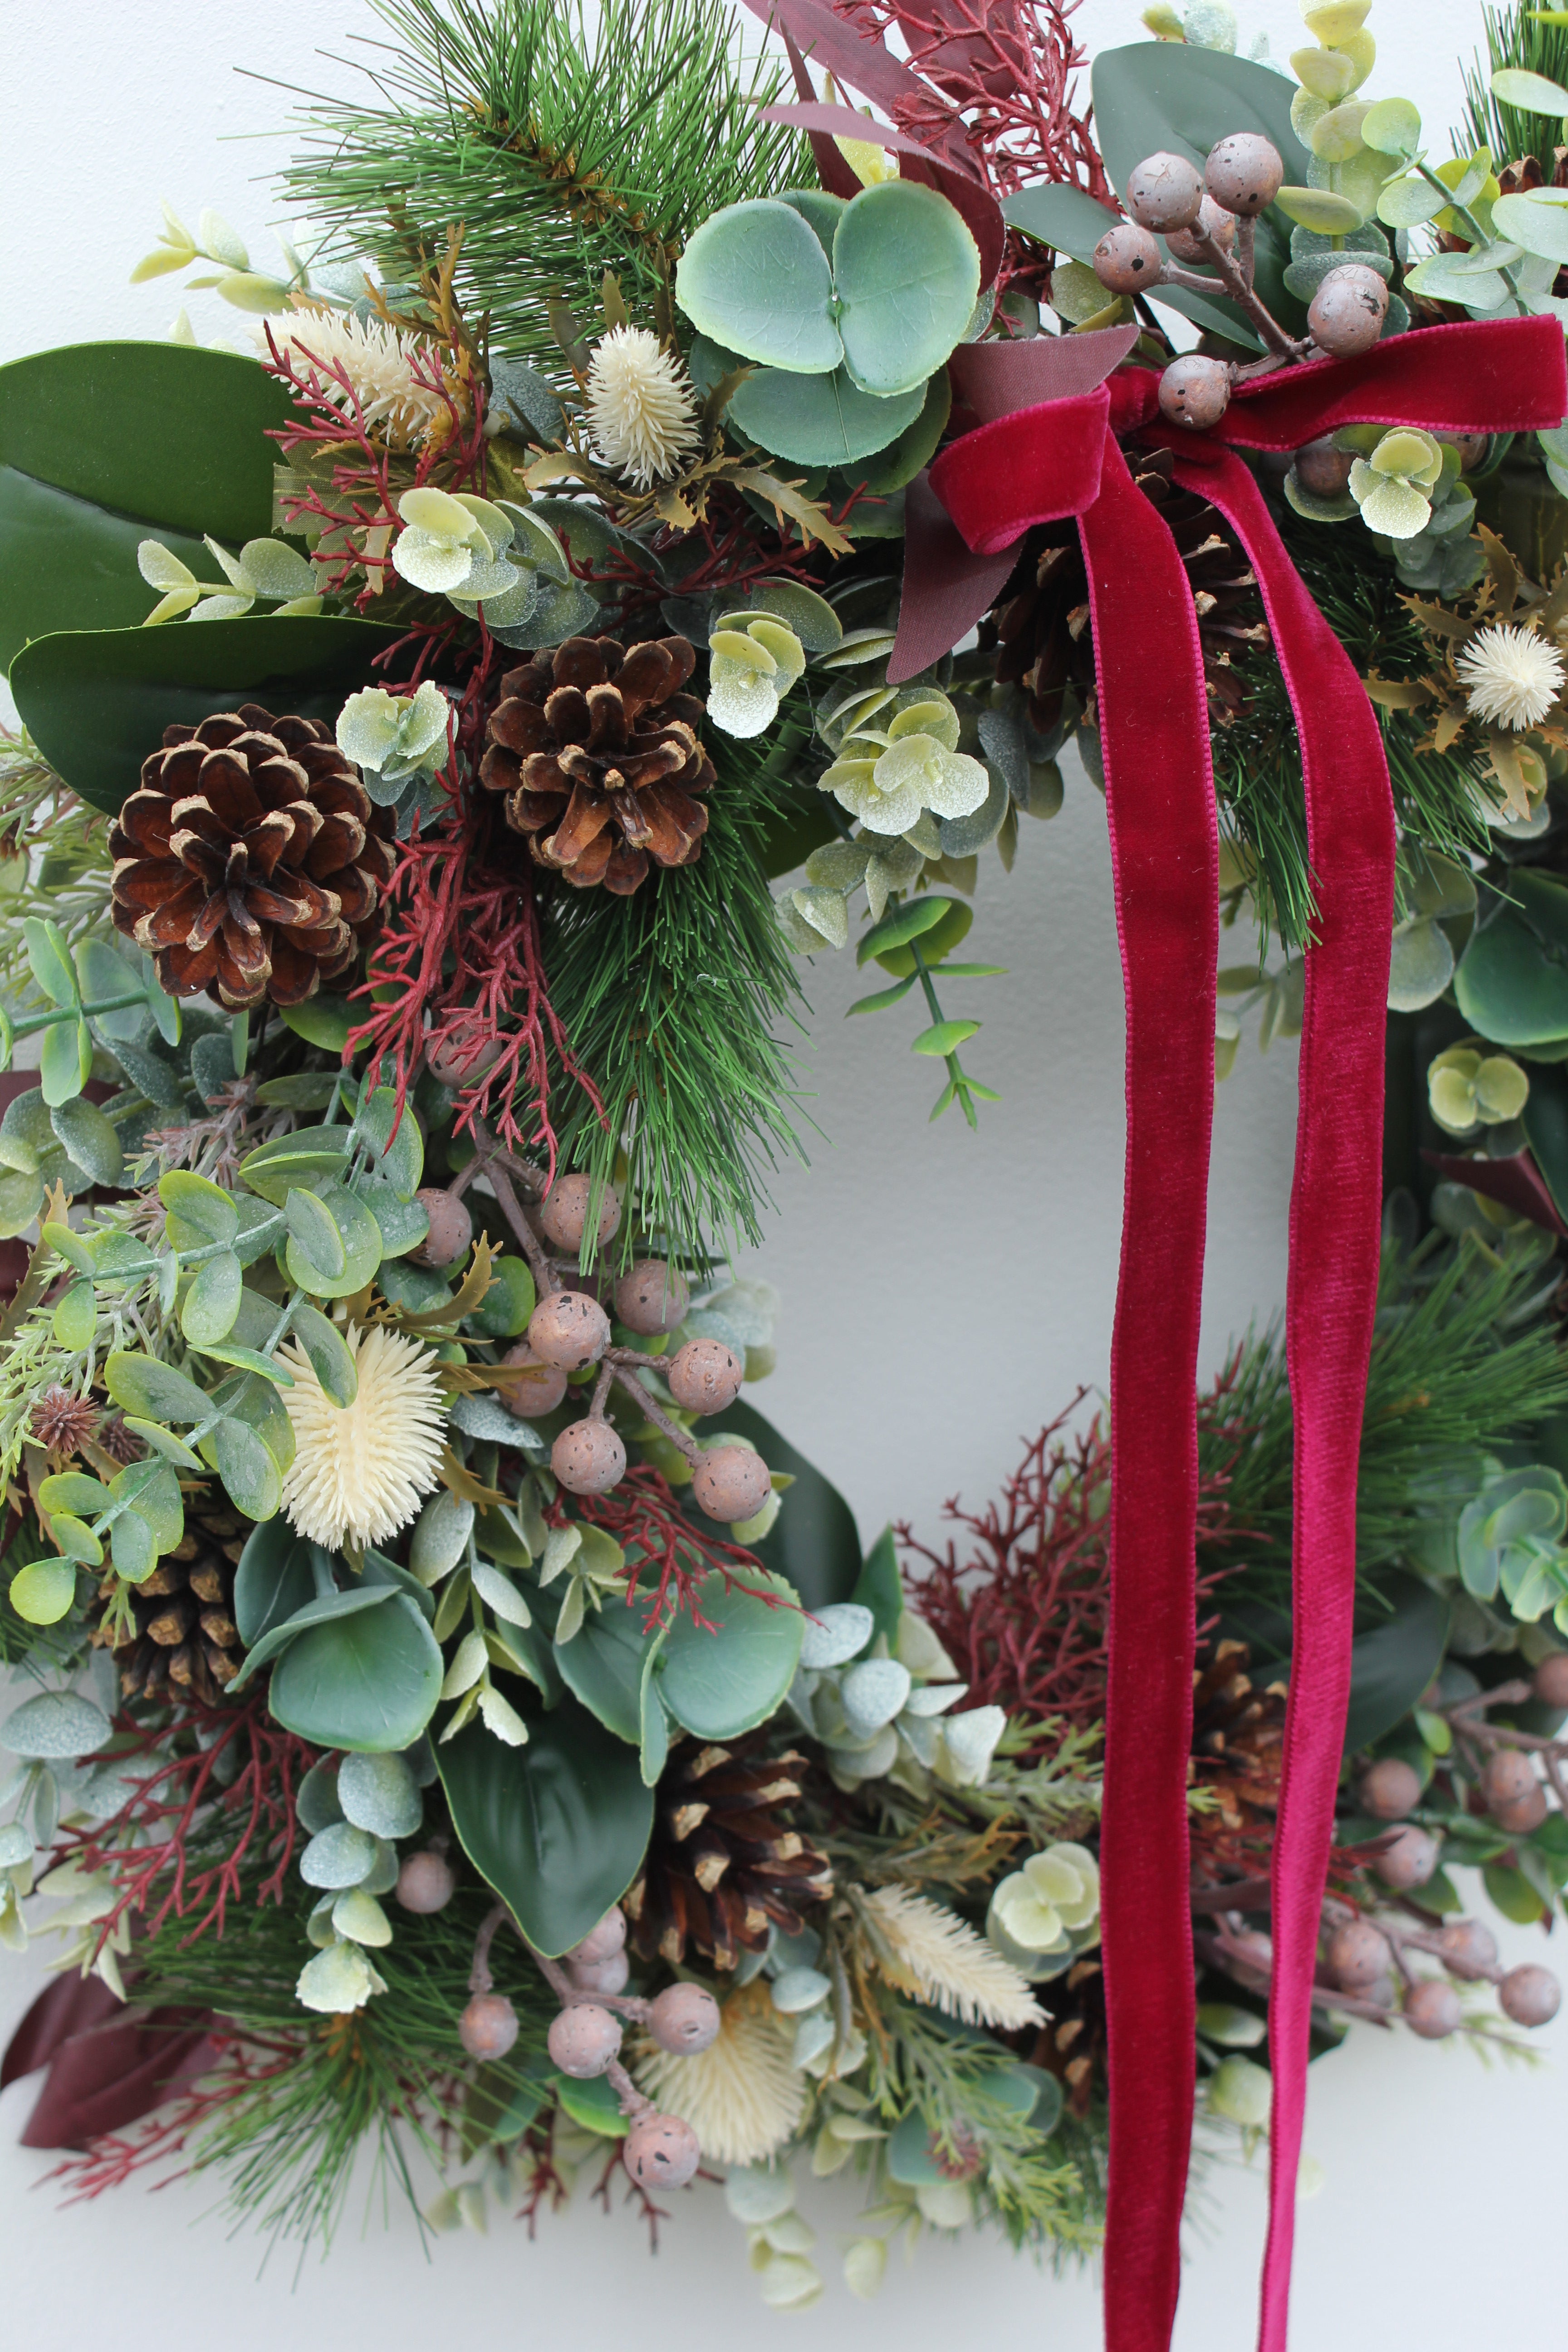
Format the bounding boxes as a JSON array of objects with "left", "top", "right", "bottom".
[
  {"left": 459, "top": 1992, "right": 519, "bottom": 2059},
  {"left": 1326, "top": 1919, "right": 1390, "bottom": 1990},
  {"left": 691, "top": 1445, "right": 772, "bottom": 1525},
  {"left": 548, "top": 2002, "right": 623, "bottom": 2077},
  {"left": 647, "top": 1983, "right": 721, "bottom": 2056},
  {"left": 528, "top": 1288, "right": 611, "bottom": 1370},
  {"left": 1480, "top": 1749, "right": 1537, "bottom": 1816},
  {"left": 666, "top": 1337, "right": 744, "bottom": 1415},
  {"left": 1360, "top": 1758, "right": 1421, "bottom": 1821},
  {"left": 425, "top": 1021, "right": 505, "bottom": 1087},
  {"left": 1165, "top": 193, "right": 1237, "bottom": 263},
  {"left": 613, "top": 1259, "right": 691, "bottom": 1337},
  {"left": 1492, "top": 1784, "right": 1548, "bottom": 1836},
  {"left": 1308, "top": 264, "right": 1388, "bottom": 358},
  {"left": 538, "top": 1173, "right": 622, "bottom": 1253},
  {"left": 1499, "top": 1962, "right": 1561, "bottom": 2027},
  {"left": 571, "top": 1948, "right": 630, "bottom": 1996},
  {"left": 497, "top": 1342, "right": 568, "bottom": 1420},
  {"left": 1125, "top": 150, "right": 1205, "bottom": 232},
  {"left": 1373, "top": 1825, "right": 1440, "bottom": 1890},
  {"left": 567, "top": 1909, "right": 628, "bottom": 1967},
  {"left": 1436, "top": 1918, "right": 1498, "bottom": 1981},
  {"left": 396, "top": 1850, "right": 456, "bottom": 1914},
  {"left": 1157, "top": 355, "right": 1231, "bottom": 431},
  {"left": 551, "top": 1418, "right": 627, "bottom": 1497},
  {"left": 1534, "top": 1651, "right": 1568, "bottom": 1709},
  {"left": 412, "top": 1188, "right": 473, "bottom": 1270},
  {"left": 1295, "top": 436, "right": 1356, "bottom": 497},
  {"left": 624, "top": 2111, "right": 701, "bottom": 2191},
  {"left": 1403, "top": 1978, "right": 1462, "bottom": 2038},
  {"left": 1092, "top": 221, "right": 1164, "bottom": 294},
  {"left": 1205, "top": 132, "right": 1284, "bottom": 217}
]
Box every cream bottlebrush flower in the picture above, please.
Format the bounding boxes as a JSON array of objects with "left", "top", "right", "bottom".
[
  {"left": 635, "top": 1980, "right": 806, "bottom": 2166},
  {"left": 862, "top": 1884, "right": 1045, "bottom": 2032},
  {"left": 278, "top": 1323, "right": 447, "bottom": 1550},
  {"left": 585, "top": 326, "right": 700, "bottom": 490},
  {"left": 1456, "top": 623, "right": 1566, "bottom": 731},
  {"left": 261, "top": 307, "right": 456, "bottom": 449}
]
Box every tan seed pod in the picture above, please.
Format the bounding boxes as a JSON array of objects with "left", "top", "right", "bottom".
[
  {"left": 1204, "top": 132, "right": 1284, "bottom": 217},
  {"left": 646, "top": 1982, "right": 721, "bottom": 2056},
  {"left": 411, "top": 1188, "right": 473, "bottom": 1270},
  {"left": 548, "top": 2002, "right": 623, "bottom": 2077},
  {"left": 1359, "top": 1757, "right": 1421, "bottom": 1820},
  {"left": 1308, "top": 264, "right": 1388, "bottom": 359},
  {"left": 496, "top": 1343, "right": 569, "bottom": 1420},
  {"left": 613, "top": 1259, "right": 691, "bottom": 1336},
  {"left": 396, "top": 1850, "right": 456, "bottom": 1914},
  {"left": 459, "top": 1991, "right": 519, "bottom": 2059},
  {"left": 1165, "top": 194, "right": 1236, "bottom": 263},
  {"left": 1326, "top": 1918, "right": 1390, "bottom": 1990},
  {"left": 1403, "top": 1978, "right": 1462, "bottom": 2038},
  {"left": 1498, "top": 1962, "right": 1561, "bottom": 2027},
  {"left": 1158, "top": 355, "right": 1231, "bottom": 431}
]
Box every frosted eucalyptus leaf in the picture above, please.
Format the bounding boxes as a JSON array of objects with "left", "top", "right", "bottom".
[
  {"left": 300, "top": 1821, "right": 381, "bottom": 1888},
  {"left": 337, "top": 1749, "right": 422, "bottom": 1839},
  {"left": 790, "top": 885, "right": 849, "bottom": 950},
  {"left": 237, "top": 539, "right": 317, "bottom": 599},
  {"left": 840, "top": 1657, "right": 912, "bottom": 1738},
  {"left": 2, "top": 1690, "right": 110, "bottom": 1759},
  {"left": 769, "top": 1965, "right": 832, "bottom": 2013},
  {"left": 1492, "top": 190, "right": 1568, "bottom": 266},
  {"left": 833, "top": 182, "right": 980, "bottom": 399},
  {"left": 332, "top": 1887, "right": 393, "bottom": 1946},
  {"left": 296, "top": 1937, "right": 386, "bottom": 2014}
]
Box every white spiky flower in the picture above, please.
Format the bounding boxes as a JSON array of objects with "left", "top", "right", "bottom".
[
  {"left": 862, "top": 1885, "right": 1046, "bottom": 2032},
  {"left": 260, "top": 307, "right": 456, "bottom": 448},
  {"left": 634, "top": 1981, "right": 806, "bottom": 2165},
  {"left": 1455, "top": 623, "right": 1566, "bottom": 731},
  {"left": 584, "top": 326, "right": 699, "bottom": 490},
  {"left": 278, "top": 1323, "right": 447, "bottom": 1550}
]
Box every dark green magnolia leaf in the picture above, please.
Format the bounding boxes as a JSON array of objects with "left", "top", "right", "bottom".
[
  {"left": 104, "top": 1350, "right": 211, "bottom": 1425},
  {"left": 10, "top": 616, "right": 401, "bottom": 817},
  {"left": 554, "top": 1600, "right": 652, "bottom": 1743},
  {"left": 269, "top": 1592, "right": 443, "bottom": 1752},
  {"left": 437, "top": 1699, "right": 655, "bottom": 1956},
  {"left": 553, "top": 2070, "right": 630, "bottom": 2137},
  {"left": 279, "top": 995, "right": 352, "bottom": 1054},
  {"left": 1342, "top": 1572, "right": 1452, "bottom": 1756},
  {"left": 851, "top": 1525, "right": 904, "bottom": 1646},
  {"left": 1002, "top": 182, "right": 1119, "bottom": 263},
  {"left": 0, "top": 343, "right": 293, "bottom": 671},
  {"left": 228, "top": 1581, "right": 395, "bottom": 1689},
  {"left": 696, "top": 1398, "right": 861, "bottom": 1610},
  {"left": 659, "top": 1568, "right": 804, "bottom": 1739}
]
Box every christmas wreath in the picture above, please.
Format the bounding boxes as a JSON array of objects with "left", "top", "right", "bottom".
[{"left": 3, "top": 0, "right": 1568, "bottom": 2340}]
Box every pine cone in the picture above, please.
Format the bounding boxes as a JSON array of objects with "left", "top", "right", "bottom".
[
  {"left": 89, "top": 1499, "right": 248, "bottom": 1709},
  {"left": 1189, "top": 1638, "right": 1287, "bottom": 1883},
  {"left": 479, "top": 635, "right": 715, "bottom": 894},
  {"left": 992, "top": 449, "right": 1268, "bottom": 735},
  {"left": 109, "top": 705, "right": 396, "bottom": 1009},
  {"left": 624, "top": 1740, "right": 833, "bottom": 1969}
]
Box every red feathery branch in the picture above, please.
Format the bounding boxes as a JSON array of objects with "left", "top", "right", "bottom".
[{"left": 558, "top": 1462, "right": 797, "bottom": 1632}]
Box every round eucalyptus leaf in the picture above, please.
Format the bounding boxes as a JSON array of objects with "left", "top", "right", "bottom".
[
  {"left": 730, "top": 363, "right": 924, "bottom": 468},
  {"left": 300, "top": 1821, "right": 381, "bottom": 1889},
  {"left": 268, "top": 1592, "right": 444, "bottom": 1752},
  {"left": 2, "top": 1688, "right": 110, "bottom": 1759},
  {"left": 659, "top": 1569, "right": 805, "bottom": 1740},
  {"left": 833, "top": 181, "right": 980, "bottom": 398},
  {"left": 337, "top": 1748, "right": 423, "bottom": 1839},
  {"left": 676, "top": 199, "right": 841, "bottom": 374}
]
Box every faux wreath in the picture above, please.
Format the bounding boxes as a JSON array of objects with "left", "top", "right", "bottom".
[{"left": 3, "top": 0, "right": 1568, "bottom": 2342}]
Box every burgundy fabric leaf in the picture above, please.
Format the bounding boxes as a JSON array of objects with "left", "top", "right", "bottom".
[
  {"left": 758, "top": 100, "right": 1005, "bottom": 285},
  {"left": 1421, "top": 1148, "right": 1568, "bottom": 1235}
]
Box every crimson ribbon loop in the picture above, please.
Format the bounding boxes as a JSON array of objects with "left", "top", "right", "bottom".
[{"left": 895, "top": 316, "right": 1568, "bottom": 2352}]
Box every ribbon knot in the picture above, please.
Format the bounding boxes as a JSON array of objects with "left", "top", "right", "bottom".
[{"left": 891, "top": 313, "right": 1566, "bottom": 2352}]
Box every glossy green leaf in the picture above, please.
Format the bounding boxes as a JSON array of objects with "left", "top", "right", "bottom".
[
  {"left": 228, "top": 1581, "right": 396, "bottom": 1690},
  {"left": 639, "top": 1625, "right": 671, "bottom": 1787},
  {"left": 279, "top": 995, "right": 352, "bottom": 1054},
  {"left": 675, "top": 199, "right": 842, "bottom": 373},
  {"left": 104, "top": 1350, "right": 211, "bottom": 1424},
  {"left": 10, "top": 616, "right": 401, "bottom": 817},
  {"left": 232, "top": 1523, "right": 323, "bottom": 1646},
  {"left": 851, "top": 1525, "right": 905, "bottom": 1647},
  {"left": 554, "top": 1599, "right": 651, "bottom": 1743},
  {"left": 730, "top": 363, "right": 925, "bottom": 468},
  {"left": 159, "top": 1167, "right": 237, "bottom": 1246},
  {"left": 49, "top": 1515, "right": 103, "bottom": 1567},
  {"left": 285, "top": 1183, "right": 382, "bottom": 1297},
  {"left": 269, "top": 1592, "right": 444, "bottom": 1752},
  {"left": 204, "top": 1412, "right": 283, "bottom": 1520},
  {"left": 121, "top": 1416, "right": 205, "bottom": 1471},
  {"left": 463, "top": 1253, "right": 535, "bottom": 1341},
  {"left": 1002, "top": 182, "right": 1120, "bottom": 264},
  {"left": 833, "top": 181, "right": 980, "bottom": 399},
  {"left": 1342, "top": 1573, "right": 1451, "bottom": 1756},
  {"left": 0, "top": 343, "right": 293, "bottom": 671},
  {"left": 290, "top": 1300, "right": 358, "bottom": 1406},
  {"left": 437, "top": 1699, "right": 655, "bottom": 1955},
  {"left": 659, "top": 1567, "right": 804, "bottom": 1740},
  {"left": 912, "top": 1018, "right": 981, "bottom": 1056},
  {"left": 209, "top": 1368, "right": 294, "bottom": 1468},
  {"left": 283, "top": 1185, "right": 346, "bottom": 1280},
  {"left": 51, "top": 1280, "right": 95, "bottom": 1351},
  {"left": 348, "top": 1171, "right": 428, "bottom": 1259},
  {"left": 236, "top": 1124, "right": 351, "bottom": 1205},
  {"left": 37, "top": 1472, "right": 113, "bottom": 1517},
  {"left": 8, "top": 1557, "right": 78, "bottom": 1624},
  {"left": 39, "top": 1016, "right": 91, "bottom": 1109},
  {"left": 111, "top": 1458, "right": 183, "bottom": 1553},
  {"left": 1455, "top": 870, "right": 1568, "bottom": 1044},
  {"left": 350, "top": 1086, "right": 423, "bottom": 1200}
]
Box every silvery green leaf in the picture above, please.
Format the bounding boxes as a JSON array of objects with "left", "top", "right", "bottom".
[
  {"left": 137, "top": 539, "right": 197, "bottom": 592},
  {"left": 789, "top": 885, "right": 848, "bottom": 950},
  {"left": 826, "top": 1723, "right": 900, "bottom": 1780},
  {"left": 902, "top": 1680, "right": 967, "bottom": 1716},
  {"left": 296, "top": 1937, "right": 386, "bottom": 2013},
  {"left": 332, "top": 1886, "right": 393, "bottom": 1946},
  {"left": 189, "top": 593, "right": 254, "bottom": 622},
  {"left": 724, "top": 2166, "right": 797, "bottom": 2225},
  {"left": 198, "top": 208, "right": 250, "bottom": 269},
  {"left": 799, "top": 1602, "right": 875, "bottom": 1671},
  {"left": 471, "top": 1558, "right": 532, "bottom": 1626},
  {"left": 539, "top": 1524, "right": 581, "bottom": 1587},
  {"left": 477, "top": 1682, "right": 530, "bottom": 1745},
  {"left": 393, "top": 533, "right": 475, "bottom": 594},
  {"left": 937, "top": 1703, "right": 1006, "bottom": 1787},
  {"left": 336, "top": 1749, "right": 422, "bottom": 1838},
  {"left": 305, "top": 1892, "right": 338, "bottom": 1949},
  {"left": 683, "top": 1306, "right": 748, "bottom": 1357},
  {"left": 451, "top": 1391, "right": 546, "bottom": 1451},
  {"left": 447, "top": 552, "right": 522, "bottom": 603},
  {"left": 295, "top": 1756, "right": 345, "bottom": 1833},
  {"left": 792, "top": 2009, "right": 838, "bottom": 2068},
  {"left": 409, "top": 1489, "right": 474, "bottom": 1585},
  {"left": 32, "top": 1769, "right": 58, "bottom": 1846},
  {"left": 554, "top": 1579, "right": 587, "bottom": 1645},
  {"left": 938, "top": 762, "right": 1009, "bottom": 857},
  {"left": 898, "top": 1710, "right": 941, "bottom": 1767},
  {"left": 2, "top": 1690, "right": 111, "bottom": 1759},
  {"left": 441, "top": 1629, "right": 488, "bottom": 1699},
  {"left": 488, "top": 359, "right": 565, "bottom": 442},
  {"left": 0, "top": 1823, "right": 31, "bottom": 1868},
  {"left": 804, "top": 839, "right": 872, "bottom": 892},
  {"left": 358, "top": 1836, "right": 401, "bottom": 1898},
  {"left": 769, "top": 1965, "right": 832, "bottom": 2014},
  {"left": 300, "top": 1821, "right": 380, "bottom": 1888},
  {"left": 840, "top": 1657, "right": 912, "bottom": 1739},
  {"left": 778, "top": 895, "right": 830, "bottom": 953},
  {"left": 238, "top": 538, "right": 317, "bottom": 599}
]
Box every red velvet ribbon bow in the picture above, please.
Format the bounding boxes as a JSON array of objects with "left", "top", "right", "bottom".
[{"left": 889, "top": 314, "right": 1567, "bottom": 2352}]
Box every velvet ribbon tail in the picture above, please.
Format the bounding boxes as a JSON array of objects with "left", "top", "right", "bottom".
[
  {"left": 1174, "top": 449, "right": 1396, "bottom": 2352},
  {"left": 1081, "top": 439, "right": 1218, "bottom": 2352}
]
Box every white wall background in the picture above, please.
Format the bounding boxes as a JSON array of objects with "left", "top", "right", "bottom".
[{"left": 0, "top": 1, "right": 1562, "bottom": 2345}]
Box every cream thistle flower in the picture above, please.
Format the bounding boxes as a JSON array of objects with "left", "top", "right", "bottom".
[
  {"left": 261, "top": 307, "right": 456, "bottom": 449},
  {"left": 1456, "top": 623, "right": 1566, "bottom": 732},
  {"left": 584, "top": 326, "right": 700, "bottom": 490},
  {"left": 278, "top": 1323, "right": 447, "bottom": 1551},
  {"left": 862, "top": 1885, "right": 1045, "bottom": 2031},
  {"left": 635, "top": 1980, "right": 806, "bottom": 2165}
]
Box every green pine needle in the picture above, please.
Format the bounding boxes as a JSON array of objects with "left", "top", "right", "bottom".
[
  {"left": 1459, "top": 3, "right": 1568, "bottom": 175},
  {"left": 277, "top": 0, "right": 810, "bottom": 366}
]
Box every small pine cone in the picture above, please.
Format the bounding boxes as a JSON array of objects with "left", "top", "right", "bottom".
[
  {"left": 479, "top": 636, "right": 715, "bottom": 894},
  {"left": 109, "top": 705, "right": 396, "bottom": 1009},
  {"left": 623, "top": 1739, "right": 833, "bottom": 1970},
  {"left": 1189, "top": 1639, "right": 1287, "bottom": 1882},
  {"left": 90, "top": 1499, "right": 248, "bottom": 1708}
]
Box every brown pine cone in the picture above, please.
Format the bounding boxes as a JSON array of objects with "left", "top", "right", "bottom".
[
  {"left": 89, "top": 1499, "right": 248, "bottom": 1709},
  {"left": 479, "top": 635, "right": 715, "bottom": 894},
  {"left": 1189, "top": 1638, "right": 1287, "bottom": 1882},
  {"left": 624, "top": 1740, "right": 833, "bottom": 1969},
  {"left": 109, "top": 705, "right": 396, "bottom": 1009}
]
